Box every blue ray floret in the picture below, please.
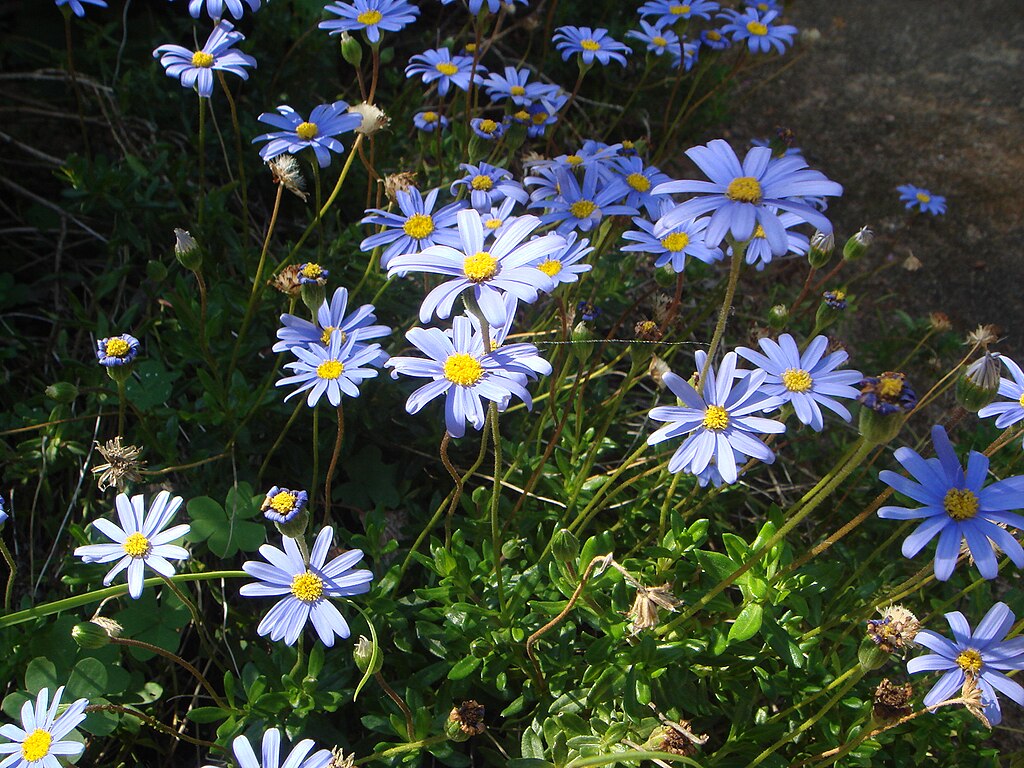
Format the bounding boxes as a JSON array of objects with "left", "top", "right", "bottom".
[
  {"left": 253, "top": 102, "right": 362, "bottom": 168},
  {"left": 153, "top": 20, "right": 256, "bottom": 98},
  {"left": 319, "top": 0, "right": 420, "bottom": 43}
]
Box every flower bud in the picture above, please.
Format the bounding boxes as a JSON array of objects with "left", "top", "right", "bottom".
[
  {"left": 340, "top": 32, "right": 362, "bottom": 67},
  {"left": 72, "top": 618, "right": 121, "bottom": 648},
  {"left": 858, "top": 636, "right": 890, "bottom": 671},
  {"left": 807, "top": 230, "right": 834, "bottom": 268},
  {"left": 767, "top": 304, "right": 789, "bottom": 330},
  {"left": 654, "top": 265, "right": 676, "bottom": 287},
  {"left": 174, "top": 228, "right": 202, "bottom": 270},
  {"left": 857, "top": 372, "right": 916, "bottom": 444},
  {"left": 956, "top": 353, "right": 1002, "bottom": 412},
  {"left": 353, "top": 635, "right": 382, "bottom": 675},
  {"left": 551, "top": 528, "right": 579, "bottom": 563},
  {"left": 842, "top": 226, "right": 874, "bottom": 261},
  {"left": 571, "top": 321, "right": 595, "bottom": 365},
  {"left": 45, "top": 381, "right": 79, "bottom": 404}
]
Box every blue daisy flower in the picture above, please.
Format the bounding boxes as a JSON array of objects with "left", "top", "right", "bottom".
[
  {"left": 908, "top": 602, "right": 1024, "bottom": 726},
  {"left": 272, "top": 286, "right": 390, "bottom": 357},
  {"left": 297, "top": 262, "right": 328, "bottom": 285},
  {"left": 0, "top": 687, "right": 88, "bottom": 768},
  {"left": 387, "top": 208, "right": 563, "bottom": 328},
  {"left": 671, "top": 38, "right": 700, "bottom": 71},
  {"left": 202, "top": 728, "right": 333, "bottom": 768},
  {"left": 74, "top": 491, "right": 190, "bottom": 600},
  {"left": 978, "top": 355, "right": 1024, "bottom": 445},
  {"left": 153, "top": 20, "right": 256, "bottom": 99},
  {"left": 361, "top": 187, "right": 466, "bottom": 269},
  {"left": 744, "top": 0, "right": 783, "bottom": 13},
  {"left": 386, "top": 315, "right": 548, "bottom": 438},
  {"left": 532, "top": 232, "right": 593, "bottom": 286},
  {"left": 276, "top": 332, "right": 383, "bottom": 407},
  {"left": 654, "top": 138, "right": 842, "bottom": 248},
  {"left": 553, "top": 26, "right": 631, "bottom": 67},
  {"left": 240, "top": 526, "right": 373, "bottom": 647},
  {"left": 724, "top": 208, "right": 809, "bottom": 269},
  {"left": 253, "top": 102, "right": 362, "bottom": 168},
  {"left": 621, "top": 203, "right": 722, "bottom": 272},
  {"left": 625, "top": 21, "right": 682, "bottom": 59},
  {"left": 481, "top": 66, "right": 559, "bottom": 106},
  {"left": 700, "top": 27, "right": 731, "bottom": 50},
  {"left": 646, "top": 350, "right": 786, "bottom": 483},
  {"left": 406, "top": 48, "right": 487, "bottom": 97},
  {"left": 479, "top": 198, "right": 518, "bottom": 237},
  {"left": 413, "top": 110, "right": 448, "bottom": 133},
  {"left": 613, "top": 156, "right": 673, "bottom": 219},
  {"left": 470, "top": 117, "right": 505, "bottom": 141},
  {"left": 55, "top": 0, "right": 107, "bottom": 16},
  {"left": 534, "top": 166, "right": 637, "bottom": 235},
  {"left": 520, "top": 96, "right": 568, "bottom": 139},
  {"left": 878, "top": 424, "right": 1024, "bottom": 581},
  {"left": 735, "top": 333, "right": 862, "bottom": 431},
  {"left": 319, "top": 0, "right": 420, "bottom": 44},
  {"left": 450, "top": 163, "right": 528, "bottom": 212},
  {"left": 897, "top": 184, "right": 946, "bottom": 216},
  {"left": 96, "top": 333, "right": 140, "bottom": 367},
  {"left": 0, "top": 495, "right": 7, "bottom": 526},
  {"left": 638, "top": 0, "right": 719, "bottom": 26},
  {"left": 186, "top": 0, "right": 260, "bottom": 18},
  {"left": 720, "top": 8, "right": 797, "bottom": 54},
  {"left": 261, "top": 487, "right": 308, "bottom": 524}
]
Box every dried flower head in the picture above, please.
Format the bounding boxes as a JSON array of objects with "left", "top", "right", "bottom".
[
  {"left": 902, "top": 253, "right": 923, "bottom": 271},
  {"left": 268, "top": 154, "right": 308, "bottom": 201},
  {"left": 635, "top": 320, "right": 663, "bottom": 342},
  {"left": 656, "top": 719, "right": 706, "bottom": 757},
  {"left": 327, "top": 747, "right": 355, "bottom": 768},
  {"left": 92, "top": 437, "right": 146, "bottom": 492},
  {"left": 272, "top": 264, "right": 304, "bottom": 296},
  {"left": 383, "top": 172, "right": 418, "bottom": 203},
  {"left": 822, "top": 289, "right": 847, "bottom": 310},
  {"left": 866, "top": 604, "right": 920, "bottom": 653},
  {"left": 929, "top": 312, "right": 952, "bottom": 332},
  {"left": 649, "top": 356, "right": 670, "bottom": 389},
  {"left": 174, "top": 228, "right": 198, "bottom": 257},
  {"left": 872, "top": 678, "right": 913, "bottom": 721},
  {"left": 966, "top": 324, "right": 999, "bottom": 349},
  {"left": 627, "top": 582, "right": 680, "bottom": 633},
  {"left": 90, "top": 616, "right": 124, "bottom": 639},
  {"left": 959, "top": 674, "right": 992, "bottom": 728},
  {"left": 449, "top": 700, "right": 485, "bottom": 736},
  {"left": 348, "top": 102, "right": 389, "bottom": 136}
]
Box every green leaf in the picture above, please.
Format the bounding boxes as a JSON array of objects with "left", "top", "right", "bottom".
[
  {"left": 447, "top": 655, "right": 481, "bottom": 681},
  {"left": 695, "top": 550, "right": 740, "bottom": 583},
  {"left": 728, "top": 603, "right": 764, "bottom": 644},
  {"left": 124, "top": 359, "right": 181, "bottom": 410},
  {"left": 24, "top": 657, "right": 59, "bottom": 694},
  {"left": 186, "top": 493, "right": 264, "bottom": 558},
  {"left": 566, "top": 751, "right": 704, "bottom": 767},
  {"left": 186, "top": 706, "right": 231, "bottom": 724}
]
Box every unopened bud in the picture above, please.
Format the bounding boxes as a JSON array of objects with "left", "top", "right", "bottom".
[
  {"left": 551, "top": 528, "right": 579, "bottom": 563},
  {"left": 72, "top": 617, "right": 122, "bottom": 649},
  {"left": 353, "top": 635, "right": 382, "bottom": 675},
  {"left": 843, "top": 226, "right": 873, "bottom": 261},
  {"left": 174, "top": 228, "right": 202, "bottom": 270},
  {"left": 767, "top": 304, "right": 789, "bottom": 330},
  {"left": 571, "top": 321, "right": 596, "bottom": 365},
  {"left": 340, "top": 32, "right": 362, "bottom": 67},
  {"left": 45, "top": 381, "right": 79, "bottom": 404},
  {"left": 956, "top": 353, "right": 1002, "bottom": 412},
  {"left": 654, "top": 265, "right": 676, "bottom": 287},
  {"left": 807, "top": 230, "right": 834, "bottom": 268}
]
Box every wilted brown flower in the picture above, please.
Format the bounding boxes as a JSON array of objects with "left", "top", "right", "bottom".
[
  {"left": 268, "top": 154, "right": 308, "bottom": 202},
  {"left": 649, "top": 356, "right": 670, "bottom": 389},
  {"left": 634, "top": 320, "right": 663, "bottom": 342},
  {"left": 902, "top": 253, "right": 923, "bottom": 271},
  {"left": 92, "top": 437, "right": 145, "bottom": 492},
  {"left": 627, "top": 583, "right": 680, "bottom": 634},
  {"left": 327, "top": 747, "right": 355, "bottom": 768},
  {"left": 872, "top": 678, "right": 913, "bottom": 721},
  {"left": 965, "top": 324, "right": 999, "bottom": 349},
  {"left": 960, "top": 674, "right": 992, "bottom": 729},
  {"left": 449, "top": 700, "right": 485, "bottom": 736},
  {"left": 383, "top": 172, "right": 418, "bottom": 203},
  {"left": 272, "top": 265, "right": 303, "bottom": 297},
  {"left": 928, "top": 312, "right": 952, "bottom": 332},
  {"left": 865, "top": 604, "right": 920, "bottom": 653},
  {"left": 656, "top": 719, "right": 706, "bottom": 757}
]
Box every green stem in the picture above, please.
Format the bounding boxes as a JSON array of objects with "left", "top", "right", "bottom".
[
  {"left": 85, "top": 704, "right": 222, "bottom": 750},
  {"left": 257, "top": 398, "right": 305, "bottom": 484},
  {"left": 197, "top": 95, "right": 207, "bottom": 227},
  {"left": 116, "top": 379, "right": 127, "bottom": 436},
  {"left": 310, "top": 407, "right": 321, "bottom": 519},
  {"left": 354, "top": 734, "right": 447, "bottom": 765},
  {"left": 699, "top": 241, "right": 746, "bottom": 385},
  {"left": 0, "top": 540, "right": 16, "bottom": 610},
  {"left": 217, "top": 71, "right": 248, "bottom": 242},
  {"left": 657, "top": 472, "right": 682, "bottom": 541},
  {"left": 110, "top": 636, "right": 228, "bottom": 709},
  {"left": 0, "top": 571, "right": 247, "bottom": 629},
  {"left": 322, "top": 405, "right": 344, "bottom": 527},
  {"left": 489, "top": 403, "right": 506, "bottom": 612}
]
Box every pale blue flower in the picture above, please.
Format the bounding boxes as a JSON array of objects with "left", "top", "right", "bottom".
[
  {"left": 553, "top": 26, "right": 630, "bottom": 67},
  {"left": 319, "top": 0, "right": 420, "bottom": 43},
  {"left": 272, "top": 286, "right": 390, "bottom": 355},
  {"left": 481, "top": 66, "right": 559, "bottom": 106},
  {"left": 534, "top": 166, "right": 636, "bottom": 235},
  {"left": 638, "top": 0, "right": 719, "bottom": 26},
  {"left": 253, "top": 102, "right": 362, "bottom": 168},
  {"left": 153, "top": 20, "right": 256, "bottom": 98},
  {"left": 531, "top": 232, "right": 593, "bottom": 286},
  {"left": 55, "top": 0, "right": 107, "bottom": 16},
  {"left": 978, "top": 355, "right": 1024, "bottom": 446},
  {"left": 74, "top": 491, "right": 190, "bottom": 600},
  {"left": 406, "top": 48, "right": 486, "bottom": 97},
  {"left": 201, "top": 728, "right": 332, "bottom": 768},
  {"left": 621, "top": 203, "right": 722, "bottom": 271},
  {"left": 897, "top": 184, "right": 946, "bottom": 215},
  {"left": 240, "top": 527, "right": 372, "bottom": 647},
  {"left": 0, "top": 687, "right": 88, "bottom": 768},
  {"left": 450, "top": 162, "right": 527, "bottom": 212},
  {"left": 96, "top": 333, "right": 139, "bottom": 367},
  {"left": 276, "top": 332, "right": 383, "bottom": 407},
  {"left": 360, "top": 187, "right": 466, "bottom": 268},
  {"left": 625, "top": 21, "right": 682, "bottom": 59},
  {"left": 720, "top": 8, "right": 797, "bottom": 54},
  {"left": 187, "top": 0, "right": 261, "bottom": 19},
  {"left": 413, "top": 110, "right": 448, "bottom": 132}
]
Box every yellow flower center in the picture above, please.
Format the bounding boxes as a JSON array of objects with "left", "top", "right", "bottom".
[
  {"left": 463, "top": 251, "right": 499, "bottom": 282},
  {"left": 316, "top": 360, "right": 344, "bottom": 380},
  {"left": 956, "top": 648, "right": 983, "bottom": 675},
  {"left": 570, "top": 199, "right": 597, "bottom": 219},
  {"left": 943, "top": 488, "right": 979, "bottom": 521},
  {"left": 537, "top": 259, "right": 562, "bottom": 277},
  {"left": 295, "top": 121, "right": 319, "bottom": 140},
  {"left": 514, "top": 109, "right": 530, "bottom": 121},
  {"left": 444, "top": 353, "right": 484, "bottom": 386},
  {"left": 877, "top": 376, "right": 903, "bottom": 398},
  {"left": 478, "top": 119, "right": 498, "bottom": 133},
  {"left": 725, "top": 176, "right": 762, "bottom": 203},
  {"left": 123, "top": 532, "right": 151, "bottom": 559},
  {"left": 435, "top": 62, "right": 460, "bottom": 76},
  {"left": 706, "top": 30, "right": 721, "bottom": 41},
  {"left": 915, "top": 192, "right": 932, "bottom": 203},
  {"left": 753, "top": 224, "right": 766, "bottom": 239},
  {"left": 1019, "top": 393, "right": 1024, "bottom": 407},
  {"left": 319, "top": 326, "right": 347, "bottom": 345},
  {"left": 702, "top": 405, "right": 730, "bottom": 431},
  {"left": 403, "top": 213, "right": 435, "bottom": 240},
  {"left": 356, "top": 9, "right": 382, "bottom": 24},
  {"left": 670, "top": 4, "right": 690, "bottom": 14},
  {"left": 423, "top": 111, "right": 439, "bottom": 123},
  {"left": 757, "top": 2, "right": 769, "bottom": 9},
  {"left": 464, "top": 42, "right": 477, "bottom": 53},
  {"left": 484, "top": 217, "right": 503, "bottom": 230},
  {"left": 531, "top": 111, "right": 549, "bottom": 125},
  {"left": 622, "top": 140, "right": 635, "bottom": 149},
  {"left": 105, "top": 338, "right": 130, "bottom": 357},
  {"left": 746, "top": 21, "right": 769, "bottom": 36},
  {"left": 301, "top": 263, "right": 324, "bottom": 279},
  {"left": 580, "top": 39, "right": 601, "bottom": 51},
  {"left": 626, "top": 173, "right": 651, "bottom": 192},
  {"left": 566, "top": 154, "right": 583, "bottom": 165},
  {"left": 471, "top": 174, "right": 493, "bottom": 191},
  {"left": 652, "top": 35, "right": 668, "bottom": 47},
  {"left": 291, "top": 571, "right": 324, "bottom": 602},
  {"left": 21, "top": 730, "right": 52, "bottom": 762},
  {"left": 269, "top": 491, "right": 297, "bottom": 513},
  {"left": 660, "top": 232, "right": 690, "bottom": 252},
  {"left": 781, "top": 368, "right": 813, "bottom": 392},
  {"left": 191, "top": 51, "right": 215, "bottom": 68},
  {"left": 510, "top": 85, "right": 526, "bottom": 96}
]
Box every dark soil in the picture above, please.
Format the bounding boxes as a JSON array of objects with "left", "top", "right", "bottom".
[{"left": 725, "top": 0, "right": 1024, "bottom": 356}]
